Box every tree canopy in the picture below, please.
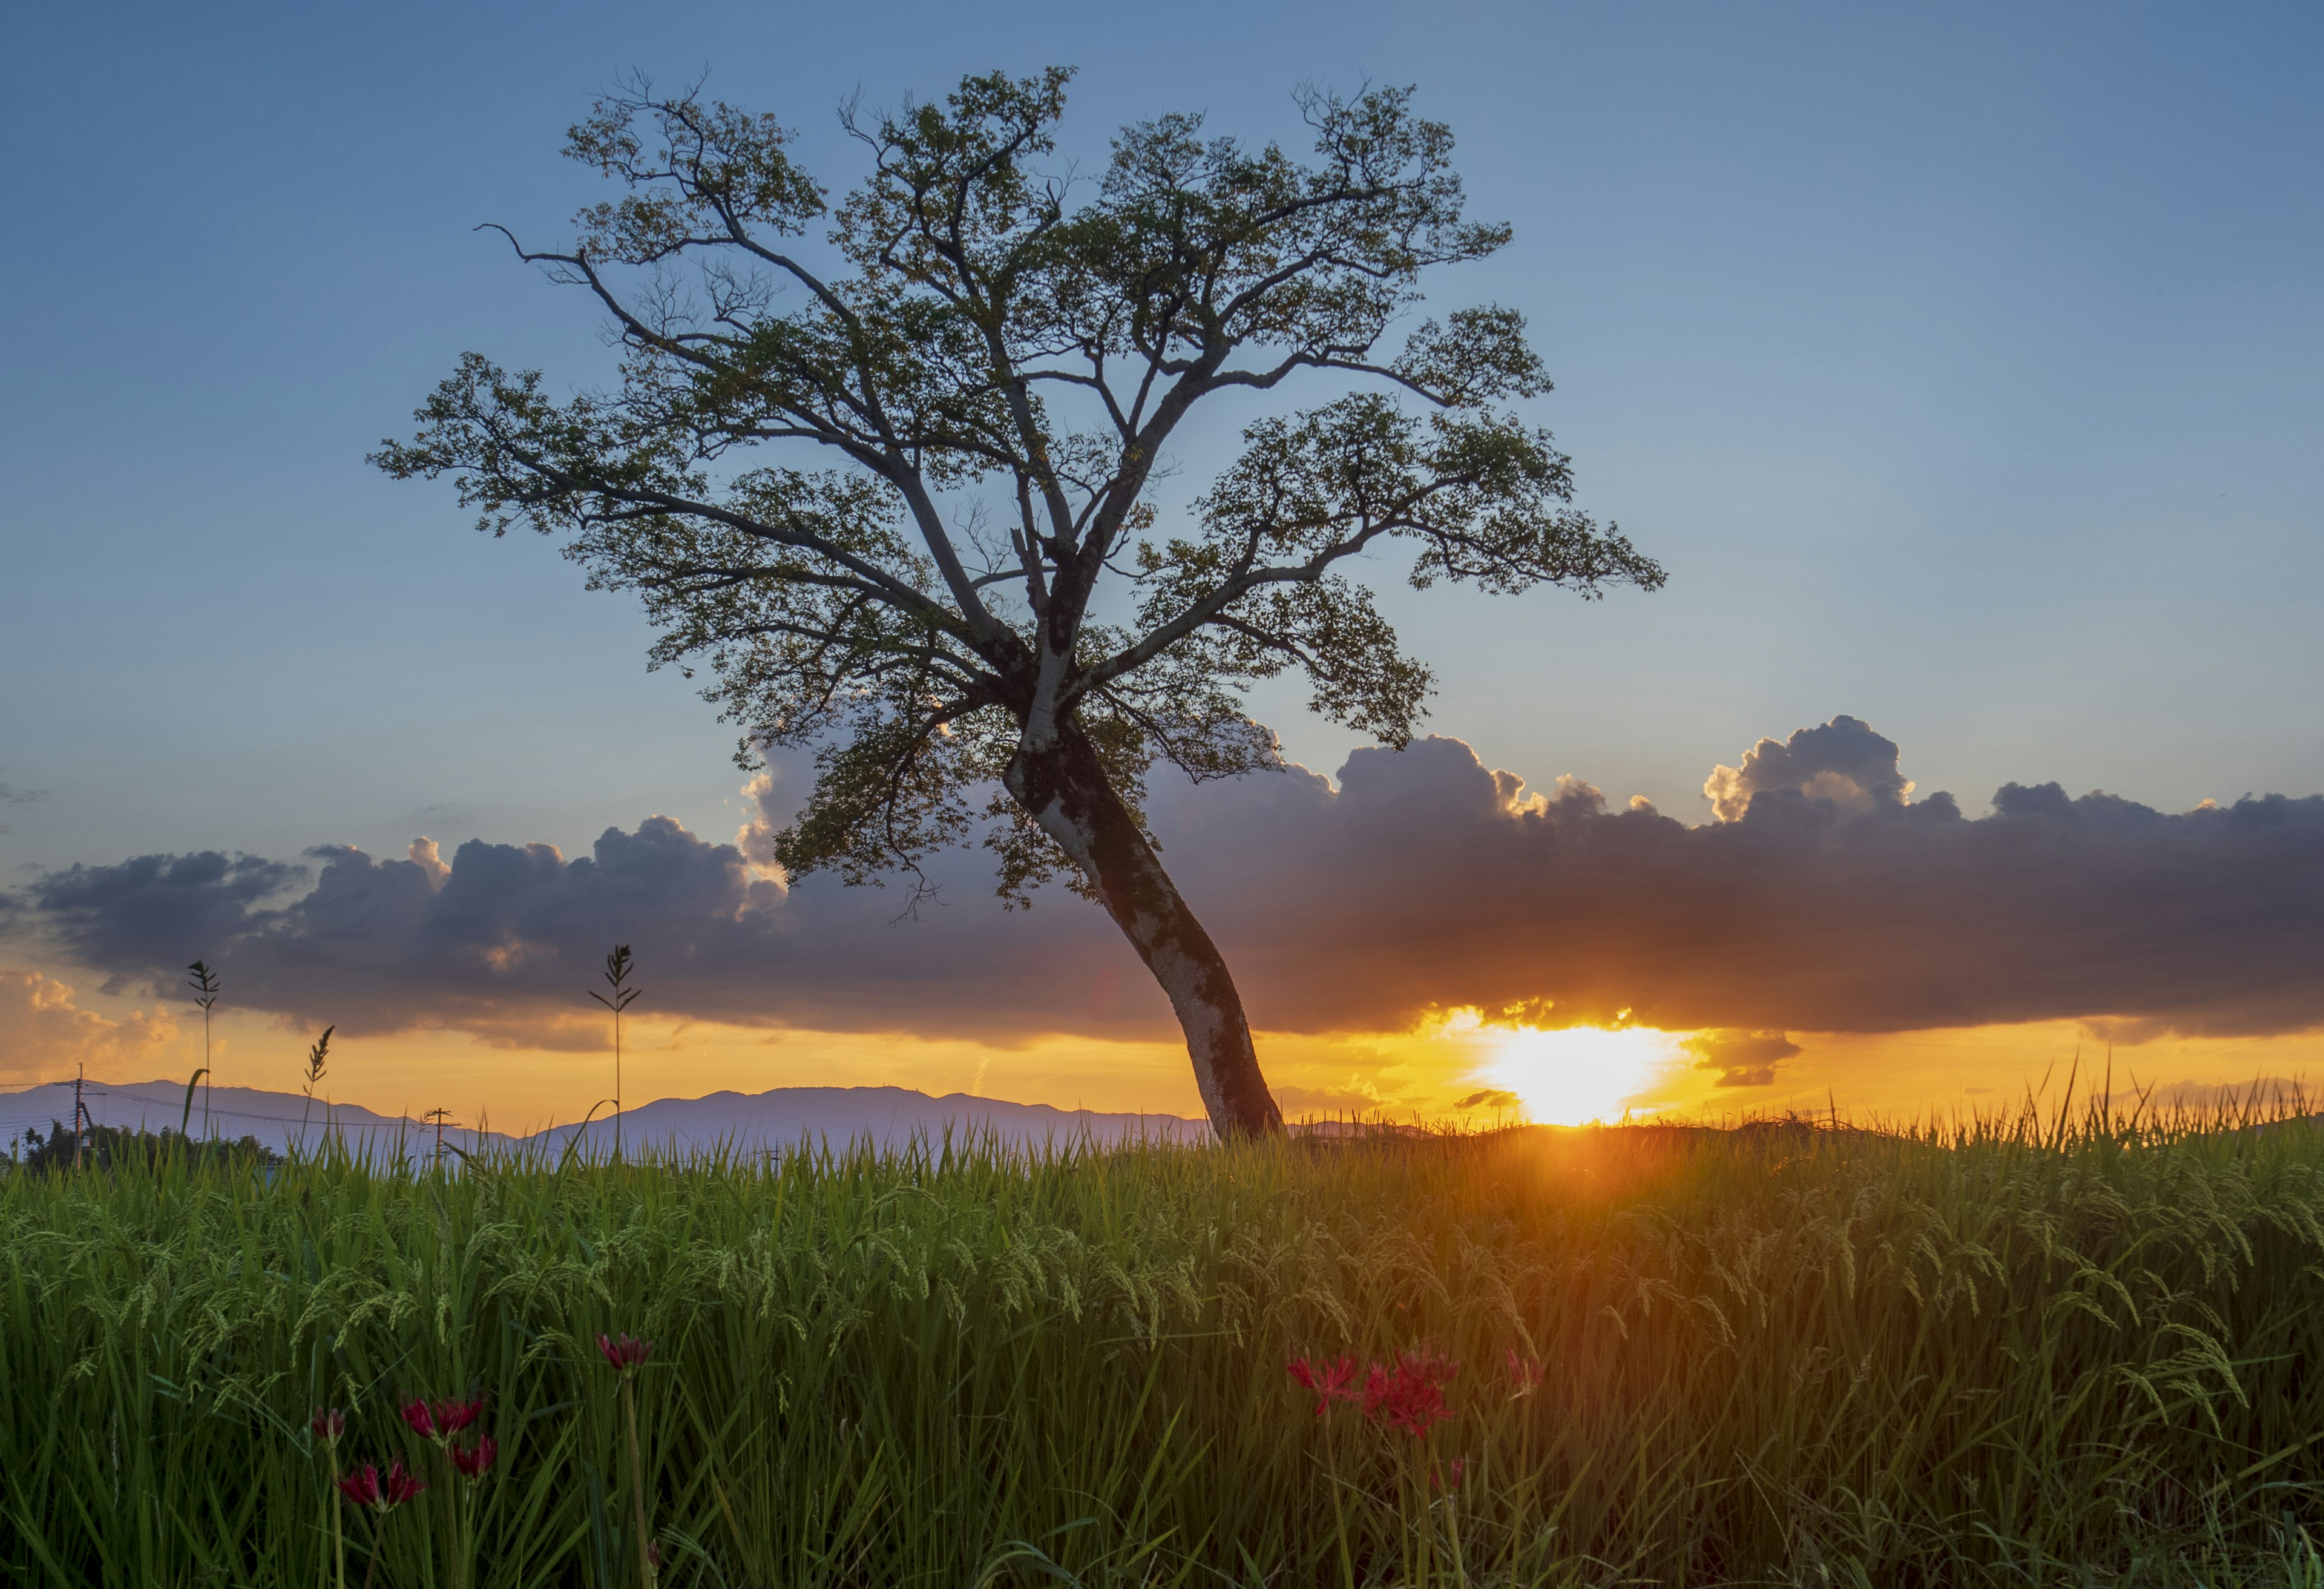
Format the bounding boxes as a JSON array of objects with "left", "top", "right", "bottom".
[{"left": 376, "top": 68, "right": 1664, "bottom": 1136}]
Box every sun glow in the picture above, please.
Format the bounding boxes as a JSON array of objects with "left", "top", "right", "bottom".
[{"left": 1481, "top": 1024, "right": 1684, "bottom": 1126}]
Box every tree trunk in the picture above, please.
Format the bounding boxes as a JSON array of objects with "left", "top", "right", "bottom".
[{"left": 1005, "top": 723, "right": 1285, "bottom": 1140}]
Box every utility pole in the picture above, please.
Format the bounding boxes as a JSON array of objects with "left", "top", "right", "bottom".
[
  {"left": 424, "top": 1107, "right": 453, "bottom": 1165},
  {"left": 73, "top": 1064, "right": 86, "bottom": 1170}
]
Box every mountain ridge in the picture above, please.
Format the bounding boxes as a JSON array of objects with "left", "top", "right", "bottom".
[{"left": 0, "top": 1077, "right": 1209, "bottom": 1157}]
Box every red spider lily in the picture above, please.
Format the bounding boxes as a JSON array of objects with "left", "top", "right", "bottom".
[
  {"left": 310, "top": 1406, "right": 346, "bottom": 1444},
  {"left": 1361, "top": 1350, "right": 1459, "bottom": 1438},
  {"left": 451, "top": 1435, "right": 499, "bottom": 1479},
  {"left": 1430, "top": 1455, "right": 1468, "bottom": 1492},
  {"left": 1505, "top": 1348, "right": 1546, "bottom": 1397},
  {"left": 399, "top": 1398, "right": 437, "bottom": 1439},
  {"left": 336, "top": 1464, "right": 381, "bottom": 1508},
  {"left": 381, "top": 1459, "right": 426, "bottom": 1508},
  {"left": 598, "top": 1332, "right": 653, "bottom": 1375},
  {"left": 336, "top": 1459, "right": 425, "bottom": 1511},
  {"left": 431, "top": 1392, "right": 485, "bottom": 1437},
  {"left": 1286, "top": 1354, "right": 1361, "bottom": 1417}
]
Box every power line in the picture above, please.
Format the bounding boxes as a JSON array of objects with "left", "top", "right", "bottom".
[{"left": 0, "top": 1088, "right": 485, "bottom": 1137}]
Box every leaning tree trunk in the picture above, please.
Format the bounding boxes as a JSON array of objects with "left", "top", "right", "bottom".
[{"left": 1005, "top": 722, "right": 1285, "bottom": 1140}]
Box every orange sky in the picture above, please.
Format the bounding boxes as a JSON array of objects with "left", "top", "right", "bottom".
[{"left": 13, "top": 967, "right": 2320, "bottom": 1136}]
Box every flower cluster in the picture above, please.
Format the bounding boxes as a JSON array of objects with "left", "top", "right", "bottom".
[
  {"left": 1505, "top": 1349, "right": 1546, "bottom": 1397},
  {"left": 399, "top": 1391, "right": 496, "bottom": 1477},
  {"left": 451, "top": 1434, "right": 500, "bottom": 1479},
  {"left": 599, "top": 1332, "right": 653, "bottom": 1376},
  {"left": 336, "top": 1459, "right": 427, "bottom": 1512},
  {"left": 1361, "top": 1350, "right": 1460, "bottom": 1438},
  {"left": 401, "top": 1393, "right": 486, "bottom": 1444},
  {"left": 1286, "top": 1355, "right": 1360, "bottom": 1418},
  {"left": 320, "top": 1388, "right": 501, "bottom": 1589},
  {"left": 1288, "top": 1348, "right": 1461, "bottom": 1438}
]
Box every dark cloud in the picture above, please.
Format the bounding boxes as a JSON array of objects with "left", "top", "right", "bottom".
[
  {"left": 1195, "top": 731, "right": 2322, "bottom": 1041},
  {"left": 10, "top": 719, "right": 2324, "bottom": 1047},
  {"left": 1682, "top": 1031, "right": 1801, "bottom": 1088},
  {"left": 13, "top": 812, "right": 1109, "bottom": 1044},
  {"left": 33, "top": 852, "right": 307, "bottom": 992}
]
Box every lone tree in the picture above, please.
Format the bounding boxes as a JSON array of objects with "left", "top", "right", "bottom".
[{"left": 376, "top": 69, "right": 1664, "bottom": 1139}]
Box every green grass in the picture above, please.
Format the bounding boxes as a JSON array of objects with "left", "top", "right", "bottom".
[{"left": 5, "top": 1107, "right": 2324, "bottom": 1587}]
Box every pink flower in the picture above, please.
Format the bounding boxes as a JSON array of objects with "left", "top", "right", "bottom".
[
  {"left": 451, "top": 1435, "right": 498, "bottom": 1479},
  {"left": 431, "top": 1392, "right": 485, "bottom": 1437},
  {"left": 381, "top": 1460, "right": 426, "bottom": 1508},
  {"left": 336, "top": 1464, "right": 381, "bottom": 1508},
  {"left": 1361, "top": 1350, "right": 1459, "bottom": 1438},
  {"left": 1505, "top": 1348, "right": 1546, "bottom": 1397},
  {"left": 310, "top": 1406, "right": 346, "bottom": 1444},
  {"left": 398, "top": 1398, "right": 436, "bottom": 1440},
  {"left": 1287, "top": 1354, "right": 1361, "bottom": 1417},
  {"left": 1431, "top": 1455, "right": 1468, "bottom": 1491},
  {"left": 598, "top": 1332, "right": 653, "bottom": 1375}
]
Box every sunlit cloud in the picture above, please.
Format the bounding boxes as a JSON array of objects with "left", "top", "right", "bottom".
[{"left": 0, "top": 968, "right": 179, "bottom": 1084}]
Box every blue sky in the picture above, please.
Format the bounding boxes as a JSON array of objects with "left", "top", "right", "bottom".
[{"left": 4, "top": 0, "right": 2319, "bottom": 875}]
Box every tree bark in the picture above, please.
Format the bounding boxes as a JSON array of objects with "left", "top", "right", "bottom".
[{"left": 1005, "top": 723, "right": 1285, "bottom": 1140}]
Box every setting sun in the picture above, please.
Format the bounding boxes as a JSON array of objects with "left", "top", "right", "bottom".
[{"left": 1478, "top": 1024, "right": 1686, "bottom": 1125}]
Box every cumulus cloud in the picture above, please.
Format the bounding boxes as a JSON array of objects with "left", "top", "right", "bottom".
[
  {"left": 0, "top": 969, "right": 179, "bottom": 1082},
  {"left": 733, "top": 772, "right": 788, "bottom": 881},
  {"left": 1704, "top": 715, "right": 1916, "bottom": 822},
  {"left": 407, "top": 837, "right": 451, "bottom": 887},
  {"left": 8, "top": 717, "right": 2324, "bottom": 1048}
]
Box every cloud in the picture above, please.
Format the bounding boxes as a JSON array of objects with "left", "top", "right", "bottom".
[
  {"left": 8, "top": 717, "right": 2324, "bottom": 1048},
  {"left": 734, "top": 772, "right": 787, "bottom": 881},
  {"left": 33, "top": 851, "right": 307, "bottom": 992},
  {"left": 1703, "top": 716, "right": 1915, "bottom": 822},
  {"left": 1192, "top": 731, "right": 2322, "bottom": 1041},
  {"left": 1682, "top": 1031, "right": 1801, "bottom": 1088},
  {"left": 9, "top": 810, "right": 1051, "bottom": 1045},
  {"left": 0, "top": 969, "right": 179, "bottom": 1083}
]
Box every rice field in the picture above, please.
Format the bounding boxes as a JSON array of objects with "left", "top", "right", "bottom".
[{"left": 5, "top": 1106, "right": 2324, "bottom": 1586}]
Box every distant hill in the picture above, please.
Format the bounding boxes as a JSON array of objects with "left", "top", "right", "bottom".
[
  {"left": 0, "top": 1078, "right": 507, "bottom": 1160},
  {"left": 530, "top": 1086, "right": 1208, "bottom": 1156},
  {"left": 1, "top": 1079, "right": 1208, "bottom": 1162}
]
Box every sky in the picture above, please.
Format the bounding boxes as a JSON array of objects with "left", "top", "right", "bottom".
[{"left": 2, "top": 1, "right": 2320, "bottom": 1133}]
